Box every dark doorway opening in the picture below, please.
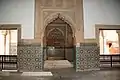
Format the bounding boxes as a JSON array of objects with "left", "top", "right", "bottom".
[{"left": 44, "top": 17, "right": 74, "bottom": 61}]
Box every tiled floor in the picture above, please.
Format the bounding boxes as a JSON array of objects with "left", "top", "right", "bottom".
[{"left": 0, "top": 68, "right": 120, "bottom": 80}]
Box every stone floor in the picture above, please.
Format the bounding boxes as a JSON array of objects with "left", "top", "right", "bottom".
[
  {"left": 0, "top": 60, "right": 120, "bottom": 80},
  {"left": 0, "top": 68, "right": 120, "bottom": 80}
]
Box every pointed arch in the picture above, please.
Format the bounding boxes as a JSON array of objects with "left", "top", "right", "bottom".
[{"left": 42, "top": 13, "right": 75, "bottom": 37}]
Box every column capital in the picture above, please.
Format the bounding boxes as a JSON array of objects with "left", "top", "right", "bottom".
[{"left": 116, "top": 30, "right": 120, "bottom": 35}]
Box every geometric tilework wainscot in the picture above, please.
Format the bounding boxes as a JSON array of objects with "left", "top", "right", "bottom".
[
  {"left": 17, "top": 44, "right": 43, "bottom": 72},
  {"left": 76, "top": 43, "right": 100, "bottom": 71}
]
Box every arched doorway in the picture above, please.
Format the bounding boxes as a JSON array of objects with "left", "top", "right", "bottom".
[{"left": 44, "top": 16, "right": 74, "bottom": 62}]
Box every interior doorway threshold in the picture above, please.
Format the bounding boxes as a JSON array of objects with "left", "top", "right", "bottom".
[
  {"left": 21, "top": 72, "right": 53, "bottom": 76},
  {"left": 2, "top": 70, "right": 18, "bottom": 72}
]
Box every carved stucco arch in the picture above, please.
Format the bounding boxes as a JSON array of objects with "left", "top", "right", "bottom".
[
  {"left": 47, "top": 28, "right": 64, "bottom": 37},
  {"left": 42, "top": 13, "right": 75, "bottom": 37}
]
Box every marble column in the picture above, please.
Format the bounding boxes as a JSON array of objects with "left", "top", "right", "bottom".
[
  {"left": 116, "top": 30, "right": 120, "bottom": 54},
  {"left": 1, "top": 30, "right": 8, "bottom": 55},
  {"left": 99, "top": 30, "right": 104, "bottom": 54}
]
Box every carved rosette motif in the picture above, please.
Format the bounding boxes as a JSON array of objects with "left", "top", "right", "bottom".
[
  {"left": 65, "top": 0, "right": 75, "bottom": 8},
  {"left": 39, "top": 0, "right": 76, "bottom": 8},
  {"left": 43, "top": 12, "right": 49, "bottom": 21},
  {"left": 55, "top": 0, "right": 63, "bottom": 7},
  {"left": 43, "top": 0, "right": 53, "bottom": 7}
]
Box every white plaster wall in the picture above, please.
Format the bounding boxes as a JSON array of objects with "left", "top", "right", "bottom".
[
  {"left": 0, "top": 0, "right": 34, "bottom": 39},
  {"left": 84, "top": 0, "right": 120, "bottom": 39},
  {"left": 0, "top": 0, "right": 120, "bottom": 39}
]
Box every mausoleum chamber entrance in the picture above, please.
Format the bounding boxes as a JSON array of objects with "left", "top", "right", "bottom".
[
  {"left": 44, "top": 17, "right": 74, "bottom": 61},
  {"left": 43, "top": 17, "right": 75, "bottom": 70}
]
